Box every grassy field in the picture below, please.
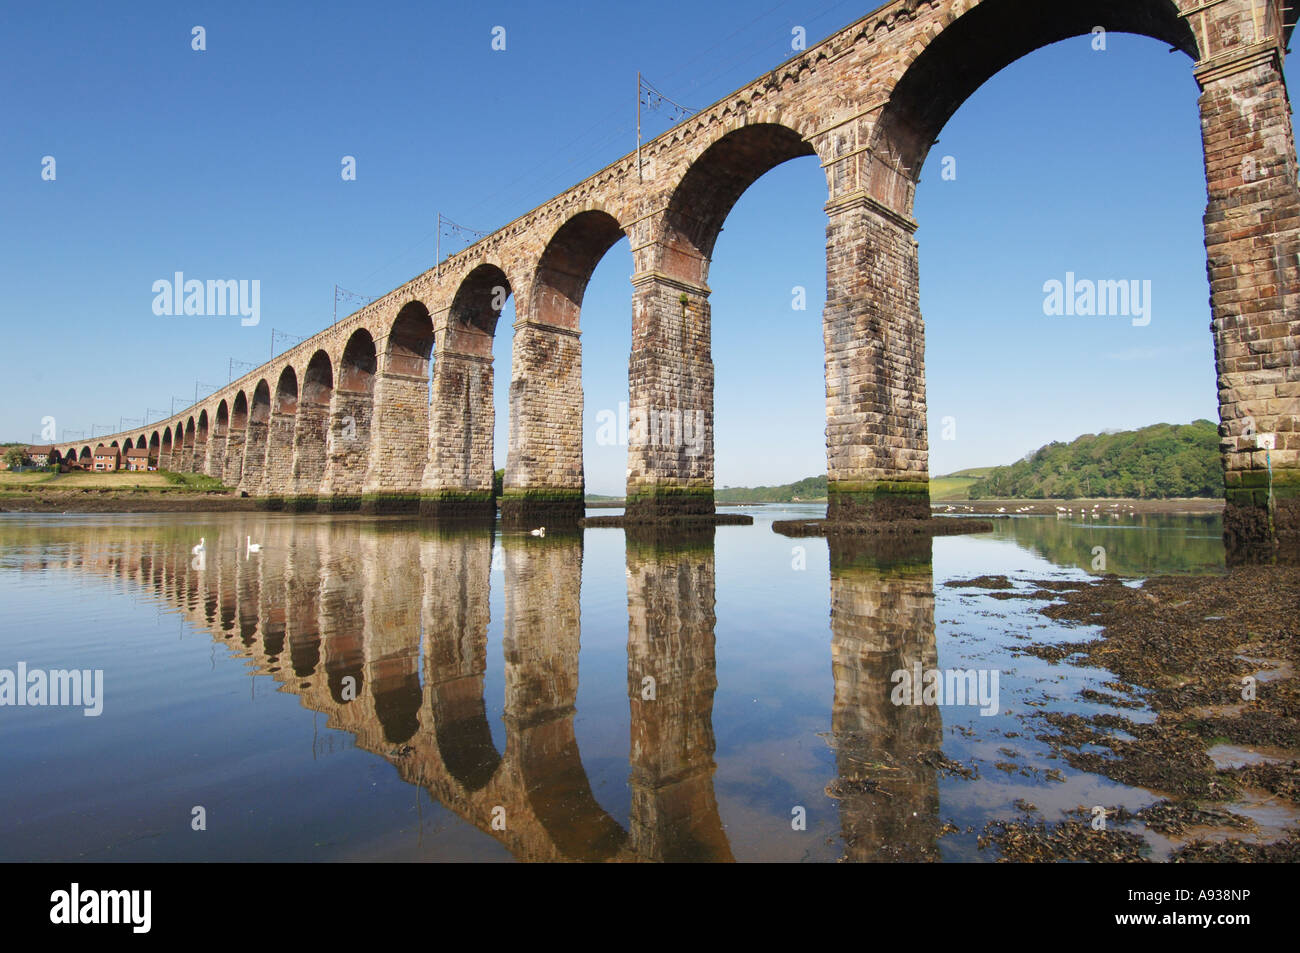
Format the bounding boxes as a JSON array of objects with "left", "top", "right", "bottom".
[
  {"left": 930, "top": 467, "right": 995, "bottom": 501},
  {"left": 0, "top": 471, "right": 225, "bottom": 492}
]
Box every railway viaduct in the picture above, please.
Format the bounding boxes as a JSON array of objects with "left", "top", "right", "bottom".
[{"left": 60, "top": 0, "right": 1300, "bottom": 546}]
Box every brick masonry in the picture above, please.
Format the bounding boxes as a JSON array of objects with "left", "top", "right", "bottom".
[{"left": 65, "top": 0, "right": 1298, "bottom": 551}]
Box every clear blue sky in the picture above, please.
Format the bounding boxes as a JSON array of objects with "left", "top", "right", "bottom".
[{"left": 3, "top": 1, "right": 1276, "bottom": 495}]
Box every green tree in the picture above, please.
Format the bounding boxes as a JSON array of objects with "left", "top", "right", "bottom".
[{"left": 3, "top": 446, "right": 26, "bottom": 470}]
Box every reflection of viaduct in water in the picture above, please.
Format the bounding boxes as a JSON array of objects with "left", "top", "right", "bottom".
[
  {"left": 27, "top": 520, "right": 943, "bottom": 862},
  {"left": 828, "top": 536, "right": 942, "bottom": 862},
  {"left": 50, "top": 520, "right": 734, "bottom": 861}
]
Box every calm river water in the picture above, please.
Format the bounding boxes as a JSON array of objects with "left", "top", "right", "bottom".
[{"left": 0, "top": 506, "right": 1233, "bottom": 861}]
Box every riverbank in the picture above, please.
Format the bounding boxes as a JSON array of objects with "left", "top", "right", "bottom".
[
  {"left": 0, "top": 489, "right": 258, "bottom": 513},
  {"left": 937, "top": 498, "right": 1224, "bottom": 516},
  {"left": 956, "top": 565, "right": 1300, "bottom": 861}
]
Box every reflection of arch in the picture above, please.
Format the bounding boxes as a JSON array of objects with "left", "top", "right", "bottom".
[
  {"left": 866, "top": 0, "right": 1197, "bottom": 216},
  {"left": 431, "top": 679, "right": 502, "bottom": 791},
  {"left": 827, "top": 535, "right": 941, "bottom": 862},
  {"left": 517, "top": 719, "right": 626, "bottom": 861},
  {"left": 373, "top": 671, "right": 421, "bottom": 745},
  {"left": 504, "top": 539, "right": 626, "bottom": 861}
]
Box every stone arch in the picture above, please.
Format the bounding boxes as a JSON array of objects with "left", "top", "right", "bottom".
[
  {"left": 137, "top": 434, "right": 147, "bottom": 449},
  {"left": 224, "top": 391, "right": 248, "bottom": 486},
  {"left": 181, "top": 418, "right": 196, "bottom": 474},
  {"left": 865, "top": 0, "right": 1199, "bottom": 217},
  {"left": 195, "top": 410, "right": 210, "bottom": 476},
  {"left": 290, "top": 350, "right": 333, "bottom": 502},
  {"left": 322, "top": 328, "right": 378, "bottom": 508},
  {"left": 362, "top": 302, "right": 436, "bottom": 510},
  {"left": 275, "top": 366, "right": 299, "bottom": 414},
  {"left": 422, "top": 266, "right": 513, "bottom": 516},
  {"left": 624, "top": 122, "right": 820, "bottom": 519},
  {"left": 79, "top": 446, "right": 91, "bottom": 461},
  {"left": 530, "top": 210, "right": 626, "bottom": 332},
  {"left": 240, "top": 380, "right": 272, "bottom": 493},
  {"left": 504, "top": 209, "right": 630, "bottom": 523},
  {"left": 122, "top": 437, "right": 133, "bottom": 452},
  {"left": 386, "top": 301, "right": 435, "bottom": 377},
  {"left": 339, "top": 329, "right": 377, "bottom": 394},
  {"left": 210, "top": 400, "right": 230, "bottom": 479},
  {"left": 263, "top": 367, "right": 300, "bottom": 497},
  {"left": 655, "top": 122, "right": 818, "bottom": 284},
  {"left": 449, "top": 263, "right": 512, "bottom": 344}
]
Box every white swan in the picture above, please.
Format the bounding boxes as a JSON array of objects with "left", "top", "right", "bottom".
[
  {"left": 191, "top": 537, "right": 205, "bottom": 556},
  {"left": 529, "top": 527, "right": 546, "bottom": 537},
  {"left": 246, "top": 536, "right": 262, "bottom": 555}
]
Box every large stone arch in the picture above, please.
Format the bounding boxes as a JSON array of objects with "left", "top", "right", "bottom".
[
  {"left": 866, "top": 0, "right": 1198, "bottom": 217},
  {"left": 208, "top": 400, "right": 230, "bottom": 479},
  {"left": 182, "top": 418, "right": 196, "bottom": 473},
  {"left": 626, "top": 121, "right": 822, "bottom": 519},
  {"left": 194, "top": 410, "right": 210, "bottom": 476},
  {"left": 262, "top": 366, "right": 299, "bottom": 500},
  {"left": 224, "top": 391, "right": 248, "bottom": 486},
  {"left": 321, "top": 328, "right": 377, "bottom": 509},
  {"left": 833, "top": 0, "right": 1300, "bottom": 547},
  {"left": 505, "top": 208, "right": 629, "bottom": 524},
  {"left": 290, "top": 350, "right": 334, "bottom": 505},
  {"left": 363, "top": 301, "right": 435, "bottom": 511},
  {"left": 242, "top": 380, "right": 271, "bottom": 493},
  {"left": 421, "top": 264, "right": 512, "bottom": 517}
]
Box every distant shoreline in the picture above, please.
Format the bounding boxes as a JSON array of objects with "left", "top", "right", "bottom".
[{"left": 0, "top": 492, "right": 1226, "bottom": 516}]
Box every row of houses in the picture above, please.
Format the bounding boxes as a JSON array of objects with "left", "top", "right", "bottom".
[{"left": 17, "top": 445, "right": 156, "bottom": 472}]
